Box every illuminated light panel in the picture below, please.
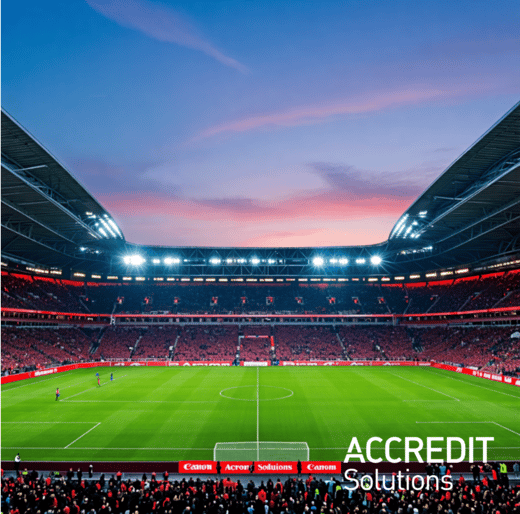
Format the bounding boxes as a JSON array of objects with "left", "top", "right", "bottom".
[
  {"left": 251, "top": 257, "right": 260, "bottom": 265},
  {"left": 312, "top": 256, "right": 324, "bottom": 266},
  {"left": 337, "top": 278, "right": 348, "bottom": 282},
  {"left": 91, "top": 274, "right": 101, "bottom": 279},
  {"left": 395, "top": 276, "right": 405, "bottom": 280},
  {"left": 246, "top": 278, "right": 257, "bottom": 282},
  {"left": 425, "top": 273, "right": 437, "bottom": 278},
  {"left": 167, "top": 277, "right": 176, "bottom": 281},
  {"left": 381, "top": 277, "right": 390, "bottom": 281},
  {"left": 107, "top": 276, "right": 118, "bottom": 280},
  {"left": 73, "top": 272, "right": 85, "bottom": 277},
  {"left": 298, "top": 278, "right": 308, "bottom": 281},
  {"left": 368, "top": 278, "right": 378, "bottom": 282},
  {"left": 206, "top": 278, "right": 216, "bottom": 282},
  {"left": 455, "top": 268, "right": 469, "bottom": 274},
  {"left": 154, "top": 277, "right": 164, "bottom": 281},
  {"left": 440, "top": 271, "right": 454, "bottom": 276},
  {"left": 123, "top": 255, "right": 145, "bottom": 266},
  {"left": 339, "top": 258, "right": 349, "bottom": 265},
  {"left": 122, "top": 276, "right": 132, "bottom": 281},
  {"left": 218, "top": 278, "right": 228, "bottom": 282},
  {"left": 409, "top": 274, "right": 421, "bottom": 279},
  {"left": 181, "top": 278, "right": 190, "bottom": 281},
  {"left": 355, "top": 258, "right": 366, "bottom": 264}
]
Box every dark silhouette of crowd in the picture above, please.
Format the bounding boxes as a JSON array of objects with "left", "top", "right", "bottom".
[{"left": 2, "top": 466, "right": 520, "bottom": 514}]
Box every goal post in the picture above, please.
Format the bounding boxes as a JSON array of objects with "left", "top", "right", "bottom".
[{"left": 214, "top": 442, "right": 309, "bottom": 461}]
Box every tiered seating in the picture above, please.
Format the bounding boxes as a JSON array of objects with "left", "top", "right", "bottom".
[
  {"left": 1, "top": 327, "right": 93, "bottom": 371},
  {"left": 132, "top": 326, "right": 178, "bottom": 359},
  {"left": 173, "top": 326, "right": 238, "bottom": 361},
  {"left": 97, "top": 327, "right": 142, "bottom": 359},
  {"left": 275, "top": 326, "right": 343, "bottom": 361},
  {"left": 240, "top": 326, "right": 273, "bottom": 361}
]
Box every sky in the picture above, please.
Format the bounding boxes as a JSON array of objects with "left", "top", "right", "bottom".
[{"left": 2, "top": 0, "right": 519, "bottom": 248}]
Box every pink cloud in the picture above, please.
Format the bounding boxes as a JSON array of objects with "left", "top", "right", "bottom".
[
  {"left": 191, "top": 83, "right": 499, "bottom": 142},
  {"left": 85, "top": 0, "right": 248, "bottom": 73}
]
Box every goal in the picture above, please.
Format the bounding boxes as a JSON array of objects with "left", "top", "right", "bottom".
[{"left": 214, "top": 441, "right": 309, "bottom": 461}]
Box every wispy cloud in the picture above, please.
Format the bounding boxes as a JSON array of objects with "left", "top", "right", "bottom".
[
  {"left": 190, "top": 83, "right": 500, "bottom": 142},
  {"left": 85, "top": 0, "right": 248, "bottom": 73}
]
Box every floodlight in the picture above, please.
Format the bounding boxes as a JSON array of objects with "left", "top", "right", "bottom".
[
  {"left": 312, "top": 256, "right": 324, "bottom": 266},
  {"left": 152, "top": 258, "right": 161, "bottom": 264},
  {"left": 124, "top": 255, "right": 145, "bottom": 265},
  {"left": 370, "top": 256, "right": 382, "bottom": 265},
  {"left": 355, "top": 258, "right": 366, "bottom": 264},
  {"left": 209, "top": 257, "right": 221, "bottom": 265},
  {"left": 339, "top": 258, "right": 349, "bottom": 265},
  {"left": 164, "top": 257, "right": 174, "bottom": 265},
  {"left": 251, "top": 257, "right": 260, "bottom": 265}
]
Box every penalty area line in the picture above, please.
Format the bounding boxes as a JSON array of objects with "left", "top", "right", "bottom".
[
  {"left": 64, "top": 423, "right": 102, "bottom": 449},
  {"left": 392, "top": 372, "right": 460, "bottom": 401}
]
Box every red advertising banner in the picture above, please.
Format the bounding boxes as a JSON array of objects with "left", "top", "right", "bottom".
[
  {"left": 280, "top": 361, "right": 424, "bottom": 366},
  {"left": 432, "top": 362, "right": 520, "bottom": 386},
  {"left": 302, "top": 461, "right": 342, "bottom": 474},
  {"left": 168, "top": 361, "right": 233, "bottom": 367},
  {"left": 220, "top": 462, "right": 253, "bottom": 474},
  {"left": 255, "top": 462, "right": 298, "bottom": 473},
  {"left": 179, "top": 461, "right": 216, "bottom": 473}
]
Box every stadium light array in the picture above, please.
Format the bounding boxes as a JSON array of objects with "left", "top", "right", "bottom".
[
  {"left": 123, "top": 255, "right": 145, "bottom": 266},
  {"left": 370, "top": 256, "right": 382, "bottom": 265},
  {"left": 312, "top": 256, "right": 324, "bottom": 266},
  {"left": 339, "top": 258, "right": 349, "bottom": 265},
  {"left": 251, "top": 257, "right": 260, "bottom": 265},
  {"left": 152, "top": 258, "right": 161, "bottom": 264},
  {"left": 355, "top": 258, "right": 366, "bottom": 264},
  {"left": 164, "top": 257, "right": 180, "bottom": 265},
  {"left": 209, "top": 257, "right": 221, "bottom": 265}
]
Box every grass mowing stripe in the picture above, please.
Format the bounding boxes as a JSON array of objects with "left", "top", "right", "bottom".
[
  {"left": 426, "top": 368, "right": 520, "bottom": 399},
  {"left": 2, "top": 373, "right": 75, "bottom": 391},
  {"left": 64, "top": 423, "right": 102, "bottom": 448},
  {"left": 63, "top": 375, "right": 128, "bottom": 400},
  {"left": 415, "top": 421, "right": 520, "bottom": 437},
  {"left": 392, "top": 371, "right": 460, "bottom": 401}
]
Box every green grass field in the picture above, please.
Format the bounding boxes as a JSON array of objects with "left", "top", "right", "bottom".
[{"left": 2, "top": 366, "right": 520, "bottom": 462}]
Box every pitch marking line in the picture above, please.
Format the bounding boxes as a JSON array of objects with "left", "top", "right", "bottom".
[
  {"left": 426, "top": 368, "right": 520, "bottom": 400},
  {"left": 62, "top": 375, "right": 128, "bottom": 400},
  {"left": 64, "top": 422, "right": 102, "bottom": 449},
  {"left": 63, "top": 400, "right": 220, "bottom": 403},
  {"left": 3, "top": 445, "right": 520, "bottom": 450},
  {"left": 392, "top": 372, "right": 460, "bottom": 401},
  {"left": 416, "top": 421, "right": 520, "bottom": 437},
  {"left": 1, "top": 421, "right": 99, "bottom": 424},
  {"left": 2, "top": 373, "right": 75, "bottom": 391}
]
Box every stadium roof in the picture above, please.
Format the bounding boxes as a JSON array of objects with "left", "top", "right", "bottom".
[
  {"left": 1, "top": 110, "right": 125, "bottom": 270},
  {"left": 2, "top": 102, "right": 519, "bottom": 277},
  {"left": 387, "top": 100, "right": 520, "bottom": 270}
]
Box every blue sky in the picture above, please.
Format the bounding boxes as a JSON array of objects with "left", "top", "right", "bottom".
[{"left": 3, "top": 0, "right": 519, "bottom": 247}]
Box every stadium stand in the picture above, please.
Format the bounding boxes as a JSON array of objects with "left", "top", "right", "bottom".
[
  {"left": 4, "top": 270, "right": 520, "bottom": 316},
  {"left": 2, "top": 466, "right": 519, "bottom": 514}
]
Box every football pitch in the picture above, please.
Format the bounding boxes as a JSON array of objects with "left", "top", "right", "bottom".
[{"left": 2, "top": 366, "right": 520, "bottom": 463}]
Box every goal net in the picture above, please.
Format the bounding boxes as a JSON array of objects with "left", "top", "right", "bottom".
[{"left": 214, "top": 442, "right": 309, "bottom": 461}]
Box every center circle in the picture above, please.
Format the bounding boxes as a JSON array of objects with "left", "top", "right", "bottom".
[{"left": 220, "top": 385, "right": 294, "bottom": 401}]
